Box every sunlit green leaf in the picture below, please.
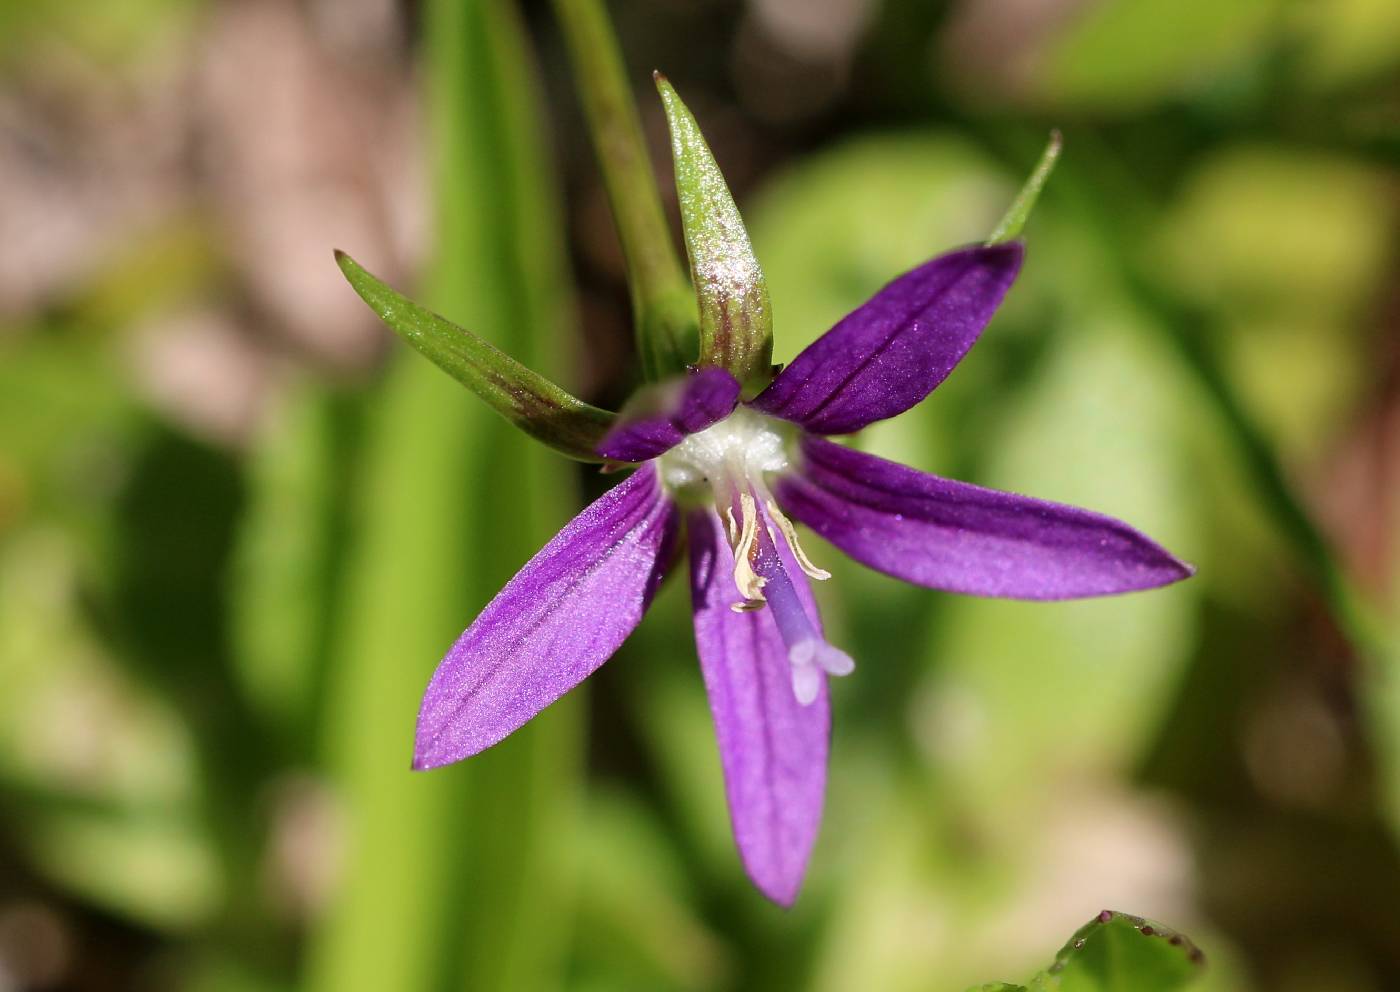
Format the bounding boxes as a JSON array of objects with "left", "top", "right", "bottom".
[
  {"left": 1033, "top": 912, "right": 1203, "bottom": 991},
  {"left": 1156, "top": 147, "right": 1390, "bottom": 461},
  {"left": 656, "top": 75, "right": 773, "bottom": 389},
  {"left": 306, "top": 3, "right": 584, "bottom": 991},
  {"left": 230, "top": 383, "right": 359, "bottom": 745},
  {"left": 931, "top": 310, "right": 1199, "bottom": 810},
  {"left": 973, "top": 912, "right": 1204, "bottom": 992},
  {"left": 22, "top": 803, "right": 219, "bottom": 932},
  {"left": 1040, "top": 0, "right": 1275, "bottom": 110},
  {"left": 1296, "top": 0, "right": 1400, "bottom": 90}
]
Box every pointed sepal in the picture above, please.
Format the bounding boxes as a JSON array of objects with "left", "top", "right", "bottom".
[
  {"left": 655, "top": 74, "right": 773, "bottom": 390},
  {"left": 987, "top": 130, "right": 1062, "bottom": 244},
  {"left": 336, "top": 251, "right": 615, "bottom": 461}
]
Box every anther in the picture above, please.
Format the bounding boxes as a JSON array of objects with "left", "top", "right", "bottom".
[
  {"left": 766, "top": 499, "right": 830, "bottom": 581},
  {"left": 729, "top": 492, "right": 766, "bottom": 607}
]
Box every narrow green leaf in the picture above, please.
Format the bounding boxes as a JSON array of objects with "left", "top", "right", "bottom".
[
  {"left": 303, "top": 360, "right": 480, "bottom": 992},
  {"left": 552, "top": 0, "right": 696, "bottom": 379},
  {"left": 655, "top": 74, "right": 773, "bottom": 389},
  {"left": 988, "top": 130, "right": 1062, "bottom": 244},
  {"left": 229, "top": 383, "right": 360, "bottom": 751},
  {"left": 335, "top": 250, "right": 614, "bottom": 461},
  {"left": 306, "top": 3, "right": 586, "bottom": 992}
]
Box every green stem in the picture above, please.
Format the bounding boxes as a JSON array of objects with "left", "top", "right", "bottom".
[
  {"left": 552, "top": 0, "right": 696, "bottom": 379},
  {"left": 1129, "top": 273, "right": 1388, "bottom": 657}
]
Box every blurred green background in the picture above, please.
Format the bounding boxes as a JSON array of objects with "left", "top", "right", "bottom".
[{"left": 1, "top": 0, "right": 1398, "bottom": 989}]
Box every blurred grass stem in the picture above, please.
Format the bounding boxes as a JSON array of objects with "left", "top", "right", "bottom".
[{"left": 1050, "top": 143, "right": 1389, "bottom": 666}]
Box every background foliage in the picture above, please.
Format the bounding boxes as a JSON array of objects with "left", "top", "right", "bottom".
[{"left": 0, "top": 0, "right": 1397, "bottom": 989}]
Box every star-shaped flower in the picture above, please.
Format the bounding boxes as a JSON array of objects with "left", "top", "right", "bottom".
[{"left": 336, "top": 80, "right": 1191, "bottom": 906}]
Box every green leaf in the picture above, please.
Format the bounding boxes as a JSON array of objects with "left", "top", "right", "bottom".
[
  {"left": 931, "top": 313, "right": 1199, "bottom": 811},
  {"left": 655, "top": 74, "right": 773, "bottom": 389},
  {"left": 1039, "top": 0, "right": 1274, "bottom": 111},
  {"left": 988, "top": 130, "right": 1062, "bottom": 244},
  {"left": 306, "top": 3, "right": 586, "bottom": 991},
  {"left": 335, "top": 250, "right": 614, "bottom": 461},
  {"left": 229, "top": 383, "right": 360, "bottom": 747},
  {"left": 975, "top": 912, "right": 1204, "bottom": 992},
  {"left": 1033, "top": 912, "right": 1204, "bottom": 991},
  {"left": 552, "top": 0, "right": 696, "bottom": 379}
]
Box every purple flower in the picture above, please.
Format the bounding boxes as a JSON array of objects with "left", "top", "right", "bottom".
[
  {"left": 335, "top": 80, "right": 1190, "bottom": 906},
  {"left": 409, "top": 240, "right": 1193, "bottom": 906}
]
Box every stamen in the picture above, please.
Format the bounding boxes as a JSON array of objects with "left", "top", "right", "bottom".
[
  {"left": 766, "top": 499, "right": 830, "bottom": 581},
  {"left": 663, "top": 406, "right": 852, "bottom": 696},
  {"left": 729, "top": 492, "right": 766, "bottom": 609}
]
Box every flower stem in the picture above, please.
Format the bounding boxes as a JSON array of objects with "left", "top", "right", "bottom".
[{"left": 552, "top": 0, "right": 696, "bottom": 379}]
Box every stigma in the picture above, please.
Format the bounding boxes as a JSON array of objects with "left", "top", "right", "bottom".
[{"left": 745, "top": 495, "right": 855, "bottom": 705}]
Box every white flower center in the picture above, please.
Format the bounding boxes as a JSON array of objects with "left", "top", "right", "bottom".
[{"left": 657, "top": 407, "right": 789, "bottom": 491}]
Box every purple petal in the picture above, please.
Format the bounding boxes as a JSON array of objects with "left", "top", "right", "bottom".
[
  {"left": 688, "top": 508, "right": 829, "bottom": 906},
  {"left": 750, "top": 243, "right": 1023, "bottom": 434},
  {"left": 414, "top": 466, "right": 678, "bottom": 769},
  {"left": 775, "top": 437, "right": 1193, "bottom": 600},
  {"left": 596, "top": 367, "right": 741, "bottom": 463}
]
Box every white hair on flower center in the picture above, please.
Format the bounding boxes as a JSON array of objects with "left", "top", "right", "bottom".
[{"left": 658, "top": 407, "right": 789, "bottom": 490}]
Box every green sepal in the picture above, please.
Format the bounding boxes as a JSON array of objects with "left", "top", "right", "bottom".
[
  {"left": 335, "top": 251, "right": 615, "bottom": 462},
  {"left": 988, "top": 130, "right": 1063, "bottom": 244},
  {"left": 655, "top": 74, "right": 773, "bottom": 391}
]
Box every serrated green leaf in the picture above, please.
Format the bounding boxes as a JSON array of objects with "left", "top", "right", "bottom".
[
  {"left": 977, "top": 912, "right": 1203, "bottom": 992},
  {"left": 1035, "top": 912, "right": 1203, "bottom": 991},
  {"left": 655, "top": 75, "right": 773, "bottom": 389},
  {"left": 335, "top": 251, "right": 614, "bottom": 461}
]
